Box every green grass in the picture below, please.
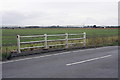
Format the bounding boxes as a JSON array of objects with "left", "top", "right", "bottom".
[
  {"left": 2, "top": 28, "right": 119, "bottom": 45},
  {"left": 1, "top": 28, "right": 120, "bottom": 60}
]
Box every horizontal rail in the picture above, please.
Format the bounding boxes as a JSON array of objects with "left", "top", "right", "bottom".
[
  {"left": 20, "top": 38, "right": 84, "bottom": 44},
  {"left": 20, "top": 40, "right": 45, "bottom": 44},
  {"left": 20, "top": 39, "right": 66, "bottom": 44},
  {"left": 68, "top": 33, "right": 84, "bottom": 36},
  {"left": 20, "top": 35, "right": 45, "bottom": 38},
  {"left": 20, "top": 46, "right": 44, "bottom": 49},
  {"left": 47, "top": 34, "right": 66, "bottom": 36},
  {"left": 20, "top": 34, "right": 66, "bottom": 38},
  {"left": 20, "top": 33, "right": 84, "bottom": 38}
]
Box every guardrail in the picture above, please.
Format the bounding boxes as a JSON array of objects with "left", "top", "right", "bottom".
[{"left": 17, "top": 32, "right": 86, "bottom": 53}]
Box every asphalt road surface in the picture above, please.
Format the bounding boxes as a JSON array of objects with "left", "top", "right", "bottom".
[{"left": 2, "top": 46, "right": 118, "bottom": 78}]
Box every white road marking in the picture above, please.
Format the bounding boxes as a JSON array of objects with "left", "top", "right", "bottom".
[
  {"left": 66, "top": 55, "right": 112, "bottom": 66},
  {"left": 1, "top": 46, "right": 115, "bottom": 64},
  {"left": 1, "top": 52, "right": 71, "bottom": 64}
]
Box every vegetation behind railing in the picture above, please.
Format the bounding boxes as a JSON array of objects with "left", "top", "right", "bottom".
[{"left": 1, "top": 28, "right": 119, "bottom": 60}]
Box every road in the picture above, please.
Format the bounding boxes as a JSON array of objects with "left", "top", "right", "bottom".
[{"left": 2, "top": 46, "right": 118, "bottom": 78}]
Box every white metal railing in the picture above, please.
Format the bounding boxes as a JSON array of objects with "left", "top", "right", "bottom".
[{"left": 17, "top": 32, "right": 86, "bottom": 53}]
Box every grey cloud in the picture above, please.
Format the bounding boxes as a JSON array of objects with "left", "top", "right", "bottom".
[
  {"left": 2, "top": 11, "right": 49, "bottom": 25},
  {"left": 2, "top": 2, "right": 118, "bottom": 26},
  {"left": 2, "top": 11, "right": 27, "bottom": 25}
]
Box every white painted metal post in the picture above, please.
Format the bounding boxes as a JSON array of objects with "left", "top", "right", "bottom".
[
  {"left": 65, "top": 33, "right": 68, "bottom": 48},
  {"left": 17, "top": 35, "right": 21, "bottom": 53},
  {"left": 44, "top": 34, "right": 48, "bottom": 49},
  {"left": 83, "top": 32, "right": 86, "bottom": 47}
]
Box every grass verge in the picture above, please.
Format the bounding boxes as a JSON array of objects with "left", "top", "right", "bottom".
[{"left": 1, "top": 36, "right": 119, "bottom": 61}]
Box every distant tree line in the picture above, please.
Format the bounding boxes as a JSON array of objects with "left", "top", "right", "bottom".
[{"left": 2, "top": 25, "right": 120, "bottom": 29}]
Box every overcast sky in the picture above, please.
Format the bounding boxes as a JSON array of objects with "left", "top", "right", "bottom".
[{"left": 1, "top": 0, "right": 119, "bottom": 26}]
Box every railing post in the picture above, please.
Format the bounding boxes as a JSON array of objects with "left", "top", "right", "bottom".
[
  {"left": 17, "top": 35, "right": 21, "bottom": 53},
  {"left": 44, "top": 34, "right": 48, "bottom": 49},
  {"left": 83, "top": 32, "right": 86, "bottom": 47},
  {"left": 65, "top": 33, "right": 68, "bottom": 48}
]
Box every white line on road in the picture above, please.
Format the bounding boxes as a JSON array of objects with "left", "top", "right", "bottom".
[
  {"left": 1, "top": 51, "right": 71, "bottom": 64},
  {"left": 1, "top": 46, "right": 115, "bottom": 64},
  {"left": 66, "top": 55, "right": 112, "bottom": 66}
]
